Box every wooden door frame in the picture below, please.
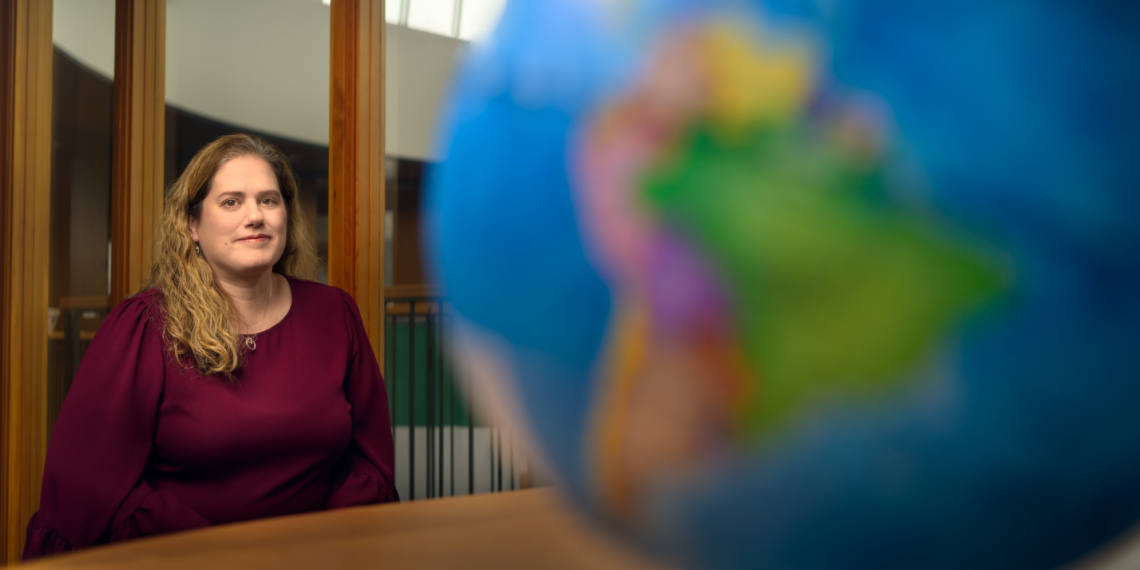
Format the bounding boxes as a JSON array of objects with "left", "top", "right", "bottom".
[
  {"left": 111, "top": 0, "right": 165, "bottom": 305},
  {"left": 329, "top": 0, "right": 387, "bottom": 368},
  {"left": 1, "top": 0, "right": 53, "bottom": 563},
  {"left": 1, "top": 0, "right": 165, "bottom": 562}
]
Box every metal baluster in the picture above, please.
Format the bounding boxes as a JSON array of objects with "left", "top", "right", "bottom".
[
  {"left": 425, "top": 300, "right": 434, "bottom": 498},
  {"left": 446, "top": 306, "right": 455, "bottom": 497},
  {"left": 436, "top": 301, "right": 444, "bottom": 499},
  {"left": 408, "top": 300, "right": 416, "bottom": 500},
  {"left": 386, "top": 307, "right": 398, "bottom": 498},
  {"left": 468, "top": 384, "right": 474, "bottom": 495},
  {"left": 386, "top": 310, "right": 394, "bottom": 419}
]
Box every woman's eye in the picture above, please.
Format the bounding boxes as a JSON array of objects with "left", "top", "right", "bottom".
[
  {"left": 221, "top": 199, "right": 237, "bottom": 207},
  {"left": 261, "top": 197, "right": 280, "bottom": 206}
]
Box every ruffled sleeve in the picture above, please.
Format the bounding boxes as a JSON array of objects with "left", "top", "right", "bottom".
[
  {"left": 327, "top": 291, "right": 400, "bottom": 508},
  {"left": 24, "top": 293, "right": 208, "bottom": 561}
]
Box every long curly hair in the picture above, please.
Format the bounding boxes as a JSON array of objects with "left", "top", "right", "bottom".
[{"left": 147, "top": 133, "right": 318, "bottom": 376}]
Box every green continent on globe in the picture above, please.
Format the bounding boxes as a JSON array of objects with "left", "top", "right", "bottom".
[{"left": 640, "top": 123, "right": 1005, "bottom": 440}]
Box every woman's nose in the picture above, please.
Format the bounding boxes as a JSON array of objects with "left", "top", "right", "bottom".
[{"left": 245, "top": 201, "right": 265, "bottom": 223}]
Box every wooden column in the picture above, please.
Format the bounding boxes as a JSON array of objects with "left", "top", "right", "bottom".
[
  {"left": 0, "top": 0, "right": 53, "bottom": 562},
  {"left": 330, "top": 0, "right": 386, "bottom": 366},
  {"left": 110, "top": 0, "right": 165, "bottom": 305}
]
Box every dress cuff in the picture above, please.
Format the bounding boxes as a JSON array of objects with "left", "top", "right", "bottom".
[
  {"left": 23, "top": 513, "right": 75, "bottom": 561},
  {"left": 328, "top": 470, "right": 400, "bottom": 509}
]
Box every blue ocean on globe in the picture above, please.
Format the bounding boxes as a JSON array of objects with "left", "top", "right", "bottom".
[{"left": 426, "top": 0, "right": 1140, "bottom": 568}]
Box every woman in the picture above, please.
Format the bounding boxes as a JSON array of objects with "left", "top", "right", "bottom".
[{"left": 24, "top": 134, "right": 398, "bottom": 559}]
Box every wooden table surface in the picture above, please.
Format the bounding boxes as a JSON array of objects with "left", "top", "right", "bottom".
[{"left": 16, "top": 489, "right": 675, "bottom": 569}]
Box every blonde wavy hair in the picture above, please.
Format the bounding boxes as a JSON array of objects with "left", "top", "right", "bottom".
[{"left": 147, "top": 133, "right": 318, "bottom": 376}]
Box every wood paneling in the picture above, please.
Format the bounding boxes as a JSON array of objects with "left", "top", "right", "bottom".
[
  {"left": 394, "top": 198, "right": 426, "bottom": 284},
  {"left": 0, "top": 5, "right": 9, "bottom": 557},
  {"left": 0, "top": 0, "right": 53, "bottom": 563},
  {"left": 385, "top": 284, "right": 440, "bottom": 300},
  {"left": 111, "top": 0, "right": 165, "bottom": 304},
  {"left": 329, "top": 0, "right": 386, "bottom": 368}
]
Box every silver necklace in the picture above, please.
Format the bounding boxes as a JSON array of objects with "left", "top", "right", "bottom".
[{"left": 242, "top": 277, "right": 277, "bottom": 353}]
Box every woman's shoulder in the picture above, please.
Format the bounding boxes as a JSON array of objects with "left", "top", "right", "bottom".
[
  {"left": 286, "top": 276, "right": 358, "bottom": 312},
  {"left": 110, "top": 288, "right": 164, "bottom": 321},
  {"left": 88, "top": 288, "right": 166, "bottom": 345}
]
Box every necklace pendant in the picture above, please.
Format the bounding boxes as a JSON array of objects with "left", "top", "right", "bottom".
[{"left": 244, "top": 335, "right": 257, "bottom": 351}]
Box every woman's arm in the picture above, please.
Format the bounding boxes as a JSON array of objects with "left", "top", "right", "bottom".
[
  {"left": 24, "top": 295, "right": 208, "bottom": 560},
  {"left": 327, "top": 291, "right": 400, "bottom": 509}
]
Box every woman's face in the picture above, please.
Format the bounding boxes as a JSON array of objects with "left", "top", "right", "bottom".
[{"left": 189, "top": 154, "right": 288, "bottom": 281}]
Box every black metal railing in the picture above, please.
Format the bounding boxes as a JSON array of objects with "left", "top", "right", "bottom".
[{"left": 384, "top": 286, "right": 531, "bottom": 500}]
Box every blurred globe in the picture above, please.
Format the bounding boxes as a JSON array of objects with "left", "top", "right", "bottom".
[{"left": 426, "top": 1, "right": 1140, "bottom": 568}]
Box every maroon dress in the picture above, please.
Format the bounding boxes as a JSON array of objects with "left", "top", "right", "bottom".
[{"left": 24, "top": 277, "right": 398, "bottom": 559}]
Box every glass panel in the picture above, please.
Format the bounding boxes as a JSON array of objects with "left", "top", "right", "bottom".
[
  {"left": 407, "top": 0, "right": 456, "bottom": 37},
  {"left": 385, "top": 12, "right": 464, "bottom": 285},
  {"left": 164, "top": 0, "right": 331, "bottom": 282},
  {"left": 458, "top": 0, "right": 506, "bottom": 42},
  {"left": 387, "top": 0, "right": 403, "bottom": 24},
  {"left": 50, "top": 0, "right": 116, "bottom": 431}
]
